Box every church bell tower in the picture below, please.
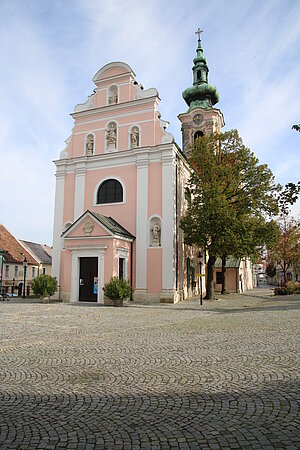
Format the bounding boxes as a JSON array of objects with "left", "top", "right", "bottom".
[{"left": 178, "top": 28, "right": 225, "bottom": 156}]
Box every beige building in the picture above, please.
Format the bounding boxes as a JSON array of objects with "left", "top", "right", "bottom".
[
  {"left": 214, "top": 257, "right": 253, "bottom": 293},
  {"left": 20, "top": 241, "right": 52, "bottom": 277},
  {"left": 0, "top": 225, "right": 39, "bottom": 296}
]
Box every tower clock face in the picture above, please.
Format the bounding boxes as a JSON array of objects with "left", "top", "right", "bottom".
[{"left": 193, "top": 114, "right": 203, "bottom": 125}]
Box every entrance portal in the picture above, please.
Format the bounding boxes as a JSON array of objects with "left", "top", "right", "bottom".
[{"left": 79, "top": 257, "right": 98, "bottom": 302}]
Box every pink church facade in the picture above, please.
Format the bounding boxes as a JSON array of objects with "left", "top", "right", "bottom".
[
  {"left": 52, "top": 32, "right": 254, "bottom": 303},
  {"left": 52, "top": 62, "right": 192, "bottom": 303}
]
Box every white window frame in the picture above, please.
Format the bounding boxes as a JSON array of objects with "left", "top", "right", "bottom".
[
  {"left": 94, "top": 176, "right": 126, "bottom": 206},
  {"left": 117, "top": 248, "right": 129, "bottom": 281}
]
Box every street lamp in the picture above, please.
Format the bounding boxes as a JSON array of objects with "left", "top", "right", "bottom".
[
  {"left": 198, "top": 251, "right": 203, "bottom": 306},
  {"left": 23, "top": 257, "right": 27, "bottom": 299},
  {"left": 0, "top": 248, "right": 5, "bottom": 297}
]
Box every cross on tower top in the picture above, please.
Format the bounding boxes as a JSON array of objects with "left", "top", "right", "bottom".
[{"left": 195, "top": 28, "right": 203, "bottom": 41}]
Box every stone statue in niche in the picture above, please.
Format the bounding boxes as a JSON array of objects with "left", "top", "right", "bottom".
[
  {"left": 151, "top": 223, "right": 161, "bottom": 246},
  {"left": 109, "top": 93, "right": 118, "bottom": 105},
  {"left": 130, "top": 127, "right": 139, "bottom": 148},
  {"left": 86, "top": 135, "right": 94, "bottom": 156},
  {"left": 106, "top": 124, "right": 117, "bottom": 148}
]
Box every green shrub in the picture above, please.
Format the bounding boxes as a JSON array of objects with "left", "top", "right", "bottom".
[
  {"left": 103, "top": 277, "right": 132, "bottom": 300},
  {"left": 286, "top": 281, "right": 300, "bottom": 294},
  {"left": 31, "top": 275, "right": 58, "bottom": 298},
  {"left": 274, "top": 287, "right": 288, "bottom": 295},
  {"left": 274, "top": 282, "right": 300, "bottom": 295}
]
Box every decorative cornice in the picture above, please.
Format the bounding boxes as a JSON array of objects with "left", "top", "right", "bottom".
[
  {"left": 71, "top": 96, "right": 157, "bottom": 119},
  {"left": 68, "top": 245, "right": 108, "bottom": 251},
  {"left": 54, "top": 142, "right": 180, "bottom": 172}
]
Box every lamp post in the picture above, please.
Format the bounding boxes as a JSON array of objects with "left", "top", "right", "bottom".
[
  {"left": 23, "top": 257, "right": 27, "bottom": 299},
  {"left": 0, "top": 248, "right": 5, "bottom": 297},
  {"left": 12, "top": 278, "right": 15, "bottom": 295},
  {"left": 198, "top": 252, "right": 203, "bottom": 306}
]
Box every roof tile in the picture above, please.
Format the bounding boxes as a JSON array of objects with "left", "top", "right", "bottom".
[{"left": 0, "top": 224, "right": 38, "bottom": 265}]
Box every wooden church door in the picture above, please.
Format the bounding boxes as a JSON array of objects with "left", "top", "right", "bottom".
[{"left": 79, "top": 257, "right": 98, "bottom": 302}]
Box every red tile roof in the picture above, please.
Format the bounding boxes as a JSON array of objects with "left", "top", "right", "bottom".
[{"left": 0, "top": 224, "right": 38, "bottom": 265}]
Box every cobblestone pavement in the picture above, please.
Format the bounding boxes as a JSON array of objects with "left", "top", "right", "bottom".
[{"left": 0, "top": 289, "right": 299, "bottom": 449}]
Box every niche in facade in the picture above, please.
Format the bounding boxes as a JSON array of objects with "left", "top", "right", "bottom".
[
  {"left": 85, "top": 134, "right": 95, "bottom": 156},
  {"left": 108, "top": 85, "right": 118, "bottom": 105},
  {"left": 130, "top": 126, "right": 140, "bottom": 148},
  {"left": 149, "top": 217, "right": 161, "bottom": 247},
  {"left": 106, "top": 122, "right": 117, "bottom": 152}
]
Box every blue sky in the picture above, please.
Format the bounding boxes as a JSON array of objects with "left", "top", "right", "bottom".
[{"left": 0, "top": 0, "right": 299, "bottom": 245}]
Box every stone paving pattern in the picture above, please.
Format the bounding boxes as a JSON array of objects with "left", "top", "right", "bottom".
[{"left": 0, "top": 289, "right": 299, "bottom": 449}]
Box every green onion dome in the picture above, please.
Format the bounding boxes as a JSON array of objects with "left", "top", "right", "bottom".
[{"left": 182, "top": 29, "right": 220, "bottom": 110}]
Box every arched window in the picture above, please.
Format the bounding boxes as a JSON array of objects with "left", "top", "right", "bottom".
[
  {"left": 194, "top": 130, "right": 204, "bottom": 141},
  {"left": 97, "top": 179, "right": 123, "bottom": 204}
]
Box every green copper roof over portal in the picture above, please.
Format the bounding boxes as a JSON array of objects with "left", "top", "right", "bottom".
[{"left": 182, "top": 28, "right": 219, "bottom": 111}]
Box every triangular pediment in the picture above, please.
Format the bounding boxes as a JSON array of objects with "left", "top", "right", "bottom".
[
  {"left": 62, "top": 211, "right": 135, "bottom": 241},
  {"left": 63, "top": 211, "right": 113, "bottom": 239}
]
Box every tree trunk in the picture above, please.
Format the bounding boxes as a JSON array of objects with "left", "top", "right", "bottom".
[
  {"left": 283, "top": 260, "right": 287, "bottom": 287},
  {"left": 221, "top": 255, "right": 227, "bottom": 294},
  {"left": 205, "top": 254, "right": 216, "bottom": 300}
]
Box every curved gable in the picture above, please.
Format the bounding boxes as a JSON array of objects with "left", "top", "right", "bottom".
[{"left": 93, "top": 62, "right": 135, "bottom": 83}]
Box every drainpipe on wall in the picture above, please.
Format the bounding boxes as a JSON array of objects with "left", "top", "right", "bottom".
[
  {"left": 130, "top": 240, "right": 133, "bottom": 301},
  {"left": 175, "top": 157, "right": 178, "bottom": 293}
]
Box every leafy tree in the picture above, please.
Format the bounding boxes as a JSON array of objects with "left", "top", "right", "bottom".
[
  {"left": 180, "top": 129, "right": 279, "bottom": 299},
  {"left": 278, "top": 182, "right": 300, "bottom": 216},
  {"left": 266, "top": 262, "right": 277, "bottom": 279},
  {"left": 268, "top": 219, "right": 300, "bottom": 285},
  {"left": 31, "top": 275, "right": 58, "bottom": 299},
  {"left": 218, "top": 214, "right": 279, "bottom": 294},
  {"left": 267, "top": 182, "right": 300, "bottom": 285}
]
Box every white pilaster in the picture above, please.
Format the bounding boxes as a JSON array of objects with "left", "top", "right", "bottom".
[
  {"left": 51, "top": 170, "right": 65, "bottom": 283},
  {"left": 161, "top": 153, "right": 176, "bottom": 292},
  {"left": 74, "top": 163, "right": 86, "bottom": 220},
  {"left": 71, "top": 251, "right": 78, "bottom": 303},
  {"left": 135, "top": 155, "right": 148, "bottom": 292}
]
